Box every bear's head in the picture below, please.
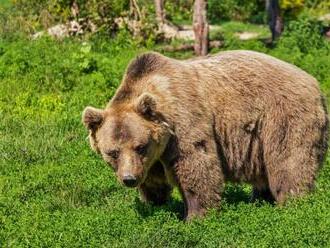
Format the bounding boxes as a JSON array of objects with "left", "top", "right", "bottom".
[{"left": 82, "top": 93, "right": 172, "bottom": 188}]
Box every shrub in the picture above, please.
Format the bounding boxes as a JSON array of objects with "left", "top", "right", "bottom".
[
  {"left": 0, "top": 0, "right": 130, "bottom": 39},
  {"left": 277, "top": 16, "right": 327, "bottom": 53},
  {"left": 208, "top": 0, "right": 264, "bottom": 23},
  {"left": 280, "top": 0, "right": 304, "bottom": 10}
]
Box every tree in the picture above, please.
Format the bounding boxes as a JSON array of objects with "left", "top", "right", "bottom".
[
  {"left": 154, "top": 0, "right": 166, "bottom": 26},
  {"left": 70, "top": 0, "right": 79, "bottom": 19},
  {"left": 154, "top": 0, "right": 179, "bottom": 39},
  {"left": 193, "top": 0, "right": 209, "bottom": 56},
  {"left": 267, "top": 0, "right": 284, "bottom": 41}
]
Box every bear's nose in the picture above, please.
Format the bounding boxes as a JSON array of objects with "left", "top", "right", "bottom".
[{"left": 122, "top": 175, "right": 138, "bottom": 187}]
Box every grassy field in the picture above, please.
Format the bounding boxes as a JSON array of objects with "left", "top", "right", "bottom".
[{"left": 1, "top": 21, "right": 330, "bottom": 247}]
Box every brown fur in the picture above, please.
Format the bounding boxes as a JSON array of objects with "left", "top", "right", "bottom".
[{"left": 83, "top": 50, "right": 328, "bottom": 220}]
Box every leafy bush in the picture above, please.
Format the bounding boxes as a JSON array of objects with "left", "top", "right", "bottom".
[
  {"left": 164, "top": 0, "right": 194, "bottom": 24},
  {"left": 208, "top": 0, "right": 265, "bottom": 23},
  {"left": 280, "top": 0, "right": 304, "bottom": 9},
  {"left": 11, "top": 0, "right": 129, "bottom": 28},
  {"left": 0, "top": 0, "right": 131, "bottom": 40},
  {"left": 278, "top": 16, "right": 326, "bottom": 52},
  {"left": 0, "top": 0, "right": 159, "bottom": 45}
]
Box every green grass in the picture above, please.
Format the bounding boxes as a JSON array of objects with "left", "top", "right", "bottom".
[
  {"left": 1, "top": 22, "right": 330, "bottom": 247},
  {"left": 0, "top": 0, "right": 11, "bottom": 7}
]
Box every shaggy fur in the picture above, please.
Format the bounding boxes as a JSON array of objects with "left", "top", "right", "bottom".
[{"left": 83, "top": 50, "right": 328, "bottom": 220}]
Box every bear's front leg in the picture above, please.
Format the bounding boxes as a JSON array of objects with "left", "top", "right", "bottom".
[
  {"left": 138, "top": 161, "right": 172, "bottom": 206},
  {"left": 180, "top": 188, "right": 207, "bottom": 219},
  {"left": 175, "top": 140, "right": 225, "bottom": 220},
  {"left": 250, "top": 186, "right": 275, "bottom": 203}
]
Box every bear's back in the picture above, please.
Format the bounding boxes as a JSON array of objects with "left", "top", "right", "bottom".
[
  {"left": 180, "top": 50, "right": 322, "bottom": 114},
  {"left": 186, "top": 50, "right": 319, "bottom": 95}
]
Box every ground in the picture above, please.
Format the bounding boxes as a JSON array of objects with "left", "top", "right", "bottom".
[{"left": 0, "top": 21, "right": 330, "bottom": 247}]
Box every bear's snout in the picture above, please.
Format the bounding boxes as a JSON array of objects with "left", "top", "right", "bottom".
[{"left": 122, "top": 174, "right": 138, "bottom": 187}]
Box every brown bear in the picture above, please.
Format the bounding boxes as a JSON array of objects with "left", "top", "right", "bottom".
[{"left": 82, "top": 50, "right": 328, "bottom": 220}]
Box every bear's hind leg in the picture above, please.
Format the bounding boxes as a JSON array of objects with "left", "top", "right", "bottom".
[
  {"left": 266, "top": 155, "right": 318, "bottom": 205},
  {"left": 138, "top": 161, "right": 172, "bottom": 206},
  {"left": 263, "top": 117, "right": 323, "bottom": 204},
  {"left": 267, "top": 170, "right": 300, "bottom": 204}
]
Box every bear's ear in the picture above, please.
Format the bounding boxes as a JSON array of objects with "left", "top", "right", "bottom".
[
  {"left": 136, "top": 93, "right": 158, "bottom": 120},
  {"left": 82, "top": 107, "right": 104, "bottom": 131}
]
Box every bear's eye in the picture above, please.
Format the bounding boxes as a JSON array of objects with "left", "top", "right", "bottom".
[
  {"left": 105, "top": 149, "right": 120, "bottom": 160},
  {"left": 135, "top": 144, "right": 148, "bottom": 156}
]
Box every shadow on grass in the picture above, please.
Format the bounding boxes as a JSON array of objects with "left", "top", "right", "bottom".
[
  {"left": 134, "top": 185, "right": 264, "bottom": 219},
  {"left": 134, "top": 197, "right": 185, "bottom": 220},
  {"left": 258, "top": 37, "right": 277, "bottom": 48},
  {"left": 222, "top": 185, "right": 252, "bottom": 205}
]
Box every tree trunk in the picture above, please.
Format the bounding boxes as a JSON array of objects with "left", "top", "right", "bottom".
[
  {"left": 266, "top": 0, "right": 283, "bottom": 41},
  {"left": 70, "top": 0, "right": 79, "bottom": 19},
  {"left": 130, "top": 0, "right": 142, "bottom": 21},
  {"left": 193, "top": 0, "right": 209, "bottom": 56},
  {"left": 154, "top": 0, "right": 179, "bottom": 39},
  {"left": 154, "top": 0, "right": 166, "bottom": 26}
]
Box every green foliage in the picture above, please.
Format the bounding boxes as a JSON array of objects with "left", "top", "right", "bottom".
[
  {"left": 164, "top": 0, "right": 194, "bottom": 24},
  {"left": 208, "top": 0, "right": 265, "bottom": 24},
  {"left": 303, "top": 0, "right": 330, "bottom": 26},
  {"left": 0, "top": 0, "right": 130, "bottom": 39},
  {"left": 277, "top": 16, "right": 326, "bottom": 53},
  {"left": 12, "top": 0, "right": 129, "bottom": 26},
  {"left": 0, "top": 0, "right": 159, "bottom": 45},
  {"left": 305, "top": 0, "right": 330, "bottom": 10},
  {"left": 1, "top": 17, "right": 330, "bottom": 247},
  {"left": 2, "top": 0, "right": 329, "bottom": 44},
  {"left": 280, "top": 0, "right": 304, "bottom": 10}
]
